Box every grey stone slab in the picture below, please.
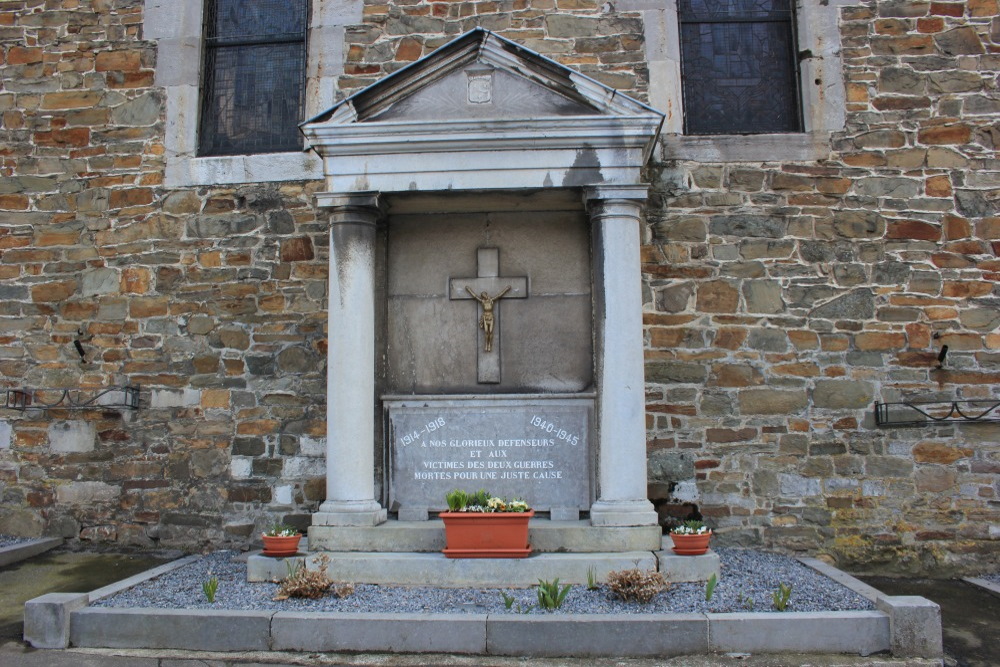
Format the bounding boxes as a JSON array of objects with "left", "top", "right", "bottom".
[
  {"left": 707, "top": 612, "right": 890, "bottom": 656},
  {"left": 798, "top": 557, "right": 883, "bottom": 602},
  {"left": 387, "top": 397, "right": 592, "bottom": 512},
  {"left": 272, "top": 612, "right": 486, "bottom": 653},
  {"left": 295, "top": 551, "right": 656, "bottom": 587},
  {"left": 23, "top": 592, "right": 89, "bottom": 649},
  {"left": 487, "top": 614, "right": 708, "bottom": 657},
  {"left": 963, "top": 576, "right": 1000, "bottom": 600},
  {"left": 876, "top": 595, "right": 943, "bottom": 658},
  {"left": 656, "top": 549, "right": 720, "bottom": 582},
  {"left": 0, "top": 537, "right": 62, "bottom": 567},
  {"left": 86, "top": 555, "right": 201, "bottom": 602},
  {"left": 247, "top": 554, "right": 306, "bottom": 583},
  {"left": 69, "top": 608, "right": 272, "bottom": 651},
  {"left": 308, "top": 519, "right": 660, "bottom": 553}
]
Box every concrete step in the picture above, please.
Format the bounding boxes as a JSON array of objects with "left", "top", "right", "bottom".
[
  {"left": 308, "top": 518, "right": 662, "bottom": 553},
  {"left": 249, "top": 550, "right": 660, "bottom": 587}
]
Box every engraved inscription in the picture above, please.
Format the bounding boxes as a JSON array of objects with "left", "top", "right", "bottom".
[{"left": 387, "top": 399, "right": 591, "bottom": 512}]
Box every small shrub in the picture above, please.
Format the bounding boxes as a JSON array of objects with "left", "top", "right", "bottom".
[
  {"left": 772, "top": 582, "right": 793, "bottom": 611},
  {"left": 704, "top": 573, "right": 718, "bottom": 602},
  {"left": 606, "top": 568, "right": 667, "bottom": 604},
  {"left": 333, "top": 583, "right": 354, "bottom": 599},
  {"left": 586, "top": 566, "right": 599, "bottom": 591},
  {"left": 536, "top": 578, "right": 572, "bottom": 610},
  {"left": 274, "top": 556, "right": 334, "bottom": 600},
  {"left": 202, "top": 576, "right": 218, "bottom": 603}
]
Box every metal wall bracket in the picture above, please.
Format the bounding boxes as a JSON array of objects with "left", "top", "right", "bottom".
[
  {"left": 874, "top": 400, "right": 1000, "bottom": 427},
  {"left": 4, "top": 386, "right": 141, "bottom": 412}
]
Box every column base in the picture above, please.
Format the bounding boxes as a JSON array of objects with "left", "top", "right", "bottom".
[
  {"left": 312, "top": 500, "right": 387, "bottom": 527},
  {"left": 589, "top": 499, "right": 659, "bottom": 527}
]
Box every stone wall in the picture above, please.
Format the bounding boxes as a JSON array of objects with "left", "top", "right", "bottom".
[
  {"left": 644, "top": 0, "right": 1000, "bottom": 575},
  {"left": 0, "top": 0, "right": 997, "bottom": 573}
]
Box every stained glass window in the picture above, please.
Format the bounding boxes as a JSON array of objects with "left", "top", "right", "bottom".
[
  {"left": 198, "top": 0, "right": 308, "bottom": 156},
  {"left": 679, "top": 0, "right": 802, "bottom": 135}
]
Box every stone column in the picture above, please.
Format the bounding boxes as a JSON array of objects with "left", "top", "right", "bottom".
[
  {"left": 585, "top": 185, "right": 659, "bottom": 527},
  {"left": 312, "top": 192, "right": 387, "bottom": 527}
]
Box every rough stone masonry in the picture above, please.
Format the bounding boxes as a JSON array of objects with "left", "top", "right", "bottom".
[{"left": 0, "top": 0, "right": 997, "bottom": 575}]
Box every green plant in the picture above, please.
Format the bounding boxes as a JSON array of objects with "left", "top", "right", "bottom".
[
  {"left": 670, "top": 519, "right": 709, "bottom": 535},
  {"left": 772, "top": 582, "right": 793, "bottom": 611},
  {"left": 202, "top": 576, "right": 218, "bottom": 603},
  {"left": 738, "top": 590, "right": 754, "bottom": 610},
  {"left": 442, "top": 488, "right": 531, "bottom": 513},
  {"left": 586, "top": 566, "right": 599, "bottom": 591},
  {"left": 606, "top": 568, "right": 667, "bottom": 604},
  {"left": 536, "top": 578, "right": 572, "bottom": 610},
  {"left": 263, "top": 522, "right": 298, "bottom": 537},
  {"left": 500, "top": 591, "right": 533, "bottom": 613},
  {"left": 704, "top": 573, "right": 718, "bottom": 602},
  {"left": 445, "top": 489, "right": 469, "bottom": 511}
]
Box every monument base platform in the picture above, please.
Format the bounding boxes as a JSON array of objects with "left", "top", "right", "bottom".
[
  {"left": 308, "top": 518, "right": 662, "bottom": 553},
  {"left": 248, "top": 550, "right": 660, "bottom": 587}
]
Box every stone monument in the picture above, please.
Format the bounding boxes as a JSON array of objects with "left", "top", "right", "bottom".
[{"left": 296, "top": 29, "right": 667, "bottom": 582}]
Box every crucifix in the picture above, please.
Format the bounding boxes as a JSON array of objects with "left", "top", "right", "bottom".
[{"left": 449, "top": 248, "right": 527, "bottom": 384}]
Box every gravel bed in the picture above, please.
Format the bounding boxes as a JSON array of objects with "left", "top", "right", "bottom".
[
  {"left": 94, "top": 547, "right": 874, "bottom": 615},
  {"left": 0, "top": 534, "right": 32, "bottom": 549},
  {"left": 980, "top": 571, "right": 1000, "bottom": 584}
]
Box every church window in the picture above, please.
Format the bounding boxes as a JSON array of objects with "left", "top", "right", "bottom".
[
  {"left": 198, "top": 0, "right": 309, "bottom": 156},
  {"left": 678, "top": 0, "right": 802, "bottom": 135}
]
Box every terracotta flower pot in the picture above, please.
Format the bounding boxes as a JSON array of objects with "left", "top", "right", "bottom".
[
  {"left": 669, "top": 530, "right": 712, "bottom": 556},
  {"left": 261, "top": 533, "right": 302, "bottom": 557},
  {"left": 440, "top": 510, "right": 534, "bottom": 558}
]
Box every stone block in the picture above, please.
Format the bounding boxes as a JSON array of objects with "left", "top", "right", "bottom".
[
  {"left": 550, "top": 507, "right": 580, "bottom": 521},
  {"left": 272, "top": 612, "right": 486, "bottom": 653},
  {"left": 0, "top": 420, "right": 10, "bottom": 450},
  {"left": 48, "top": 421, "right": 96, "bottom": 453},
  {"left": 55, "top": 481, "right": 118, "bottom": 505},
  {"left": 487, "top": 614, "right": 708, "bottom": 657},
  {"left": 813, "top": 380, "right": 874, "bottom": 410},
  {"left": 876, "top": 595, "right": 943, "bottom": 658},
  {"left": 247, "top": 553, "right": 306, "bottom": 582},
  {"left": 707, "top": 612, "right": 889, "bottom": 655},
  {"left": 397, "top": 507, "right": 429, "bottom": 521},
  {"left": 24, "top": 592, "right": 89, "bottom": 649},
  {"left": 149, "top": 389, "right": 201, "bottom": 408},
  {"left": 70, "top": 608, "right": 272, "bottom": 650},
  {"left": 655, "top": 549, "right": 720, "bottom": 582}
]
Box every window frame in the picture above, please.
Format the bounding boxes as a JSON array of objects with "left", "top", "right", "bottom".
[
  {"left": 146, "top": 0, "right": 354, "bottom": 186},
  {"left": 677, "top": 0, "right": 804, "bottom": 136},
  {"left": 619, "top": 0, "right": 851, "bottom": 162},
  {"left": 197, "top": 0, "right": 310, "bottom": 157}
]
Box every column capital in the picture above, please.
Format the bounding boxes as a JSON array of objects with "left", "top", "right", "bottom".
[{"left": 316, "top": 191, "right": 386, "bottom": 226}]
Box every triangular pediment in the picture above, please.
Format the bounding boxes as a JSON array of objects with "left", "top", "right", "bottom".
[
  {"left": 302, "top": 29, "right": 663, "bottom": 194},
  {"left": 305, "top": 28, "right": 659, "bottom": 126}
]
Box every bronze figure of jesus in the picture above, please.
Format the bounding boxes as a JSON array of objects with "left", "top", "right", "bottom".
[{"left": 466, "top": 285, "right": 512, "bottom": 353}]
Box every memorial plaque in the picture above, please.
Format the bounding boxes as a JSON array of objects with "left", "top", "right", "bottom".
[{"left": 386, "top": 396, "right": 592, "bottom": 513}]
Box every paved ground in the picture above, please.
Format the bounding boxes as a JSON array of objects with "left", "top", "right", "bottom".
[{"left": 2, "top": 549, "right": 994, "bottom": 666}]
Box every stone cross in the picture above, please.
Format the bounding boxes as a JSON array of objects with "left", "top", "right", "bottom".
[{"left": 449, "top": 248, "right": 527, "bottom": 384}]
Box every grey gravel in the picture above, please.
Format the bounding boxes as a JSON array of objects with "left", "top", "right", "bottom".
[
  {"left": 94, "top": 547, "right": 874, "bottom": 615},
  {"left": 982, "top": 571, "right": 1000, "bottom": 584},
  {"left": 0, "top": 535, "right": 31, "bottom": 549}
]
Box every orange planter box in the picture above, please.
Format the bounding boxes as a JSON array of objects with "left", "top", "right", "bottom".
[
  {"left": 669, "top": 531, "right": 712, "bottom": 556},
  {"left": 261, "top": 533, "right": 302, "bottom": 558},
  {"left": 440, "top": 510, "right": 534, "bottom": 558}
]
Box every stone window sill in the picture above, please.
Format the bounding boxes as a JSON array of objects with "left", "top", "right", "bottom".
[
  {"left": 660, "top": 132, "right": 832, "bottom": 163},
  {"left": 165, "top": 150, "right": 323, "bottom": 187}
]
